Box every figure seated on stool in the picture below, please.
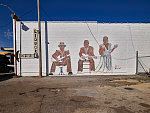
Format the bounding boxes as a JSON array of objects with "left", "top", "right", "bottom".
[
  {"left": 49, "top": 42, "right": 73, "bottom": 75},
  {"left": 78, "top": 40, "right": 97, "bottom": 73}
]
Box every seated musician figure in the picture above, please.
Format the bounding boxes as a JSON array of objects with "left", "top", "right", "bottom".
[
  {"left": 78, "top": 40, "right": 97, "bottom": 73},
  {"left": 49, "top": 42, "right": 73, "bottom": 75}
]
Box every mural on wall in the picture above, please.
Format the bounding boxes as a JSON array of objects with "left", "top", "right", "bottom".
[
  {"left": 49, "top": 42, "right": 73, "bottom": 75},
  {"left": 78, "top": 40, "right": 97, "bottom": 73},
  {"left": 96, "top": 36, "right": 118, "bottom": 73},
  {"left": 46, "top": 22, "right": 123, "bottom": 75},
  {"left": 49, "top": 37, "right": 118, "bottom": 75}
]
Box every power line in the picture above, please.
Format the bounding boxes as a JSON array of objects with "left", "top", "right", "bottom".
[
  {"left": 19, "top": 9, "right": 35, "bottom": 18},
  {"left": 128, "top": 25, "right": 136, "bottom": 52},
  {"left": 85, "top": 22, "right": 100, "bottom": 46},
  {"left": 128, "top": 25, "right": 150, "bottom": 73},
  {"left": 39, "top": 8, "right": 144, "bottom": 62},
  {"left": 41, "top": 7, "right": 53, "bottom": 20},
  {"left": 0, "top": 8, "right": 35, "bottom": 28},
  {"left": 40, "top": 6, "right": 99, "bottom": 47},
  {"left": 112, "top": 56, "right": 135, "bottom": 60},
  {"left": 41, "top": 5, "right": 99, "bottom": 47}
]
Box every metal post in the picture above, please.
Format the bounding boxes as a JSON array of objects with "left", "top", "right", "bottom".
[
  {"left": 37, "top": 0, "right": 42, "bottom": 77},
  {"left": 12, "top": 14, "right": 19, "bottom": 77},
  {"left": 136, "top": 51, "right": 138, "bottom": 75},
  {"left": 14, "top": 18, "right": 17, "bottom": 77}
]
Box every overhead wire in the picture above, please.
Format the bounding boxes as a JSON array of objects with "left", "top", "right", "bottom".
[
  {"left": 128, "top": 25, "right": 136, "bottom": 52},
  {"left": 0, "top": 8, "right": 35, "bottom": 28},
  {"left": 41, "top": 7, "right": 53, "bottom": 20},
  {"left": 35, "top": 7, "right": 150, "bottom": 65},
  {"left": 85, "top": 22, "right": 100, "bottom": 46},
  {"left": 0, "top": 0, "right": 37, "bottom": 28},
  {"left": 85, "top": 22, "right": 138, "bottom": 61},
  {"left": 19, "top": 8, "right": 35, "bottom": 19},
  {"left": 112, "top": 56, "right": 135, "bottom": 60},
  {"left": 84, "top": 21, "right": 138, "bottom": 61},
  {"left": 109, "top": 25, "right": 136, "bottom": 61},
  {"left": 41, "top": 6, "right": 99, "bottom": 46},
  {"left": 5, "top": 3, "right": 149, "bottom": 69},
  {"left": 128, "top": 25, "right": 149, "bottom": 73}
]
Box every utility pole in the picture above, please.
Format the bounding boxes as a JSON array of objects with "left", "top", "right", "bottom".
[
  {"left": 12, "top": 14, "right": 19, "bottom": 77},
  {"left": 37, "top": 0, "right": 42, "bottom": 77}
]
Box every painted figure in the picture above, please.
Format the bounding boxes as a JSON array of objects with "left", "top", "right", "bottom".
[
  {"left": 78, "top": 40, "right": 97, "bottom": 73},
  {"left": 49, "top": 42, "right": 73, "bottom": 75},
  {"left": 96, "top": 36, "right": 118, "bottom": 72}
]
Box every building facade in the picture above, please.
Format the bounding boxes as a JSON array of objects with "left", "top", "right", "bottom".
[{"left": 13, "top": 21, "right": 150, "bottom": 76}]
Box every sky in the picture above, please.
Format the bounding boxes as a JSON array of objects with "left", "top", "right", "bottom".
[{"left": 0, "top": 0, "right": 150, "bottom": 49}]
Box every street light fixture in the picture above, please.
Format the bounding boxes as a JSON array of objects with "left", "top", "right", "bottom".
[{"left": 0, "top": 4, "right": 15, "bottom": 14}]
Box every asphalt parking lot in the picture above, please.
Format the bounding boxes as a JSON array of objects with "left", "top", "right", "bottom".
[{"left": 0, "top": 74, "right": 150, "bottom": 113}]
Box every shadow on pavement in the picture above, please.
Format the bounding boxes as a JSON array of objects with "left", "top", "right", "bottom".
[{"left": 0, "top": 73, "right": 15, "bottom": 82}]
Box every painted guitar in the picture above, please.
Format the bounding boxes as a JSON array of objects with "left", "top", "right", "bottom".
[
  {"left": 80, "top": 53, "right": 98, "bottom": 60},
  {"left": 52, "top": 55, "right": 70, "bottom": 63}
]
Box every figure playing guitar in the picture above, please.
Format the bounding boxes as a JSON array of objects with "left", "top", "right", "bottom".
[
  {"left": 78, "top": 40, "right": 97, "bottom": 73},
  {"left": 49, "top": 42, "right": 73, "bottom": 75}
]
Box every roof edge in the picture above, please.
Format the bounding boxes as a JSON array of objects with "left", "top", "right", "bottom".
[{"left": 17, "top": 21, "right": 150, "bottom": 24}]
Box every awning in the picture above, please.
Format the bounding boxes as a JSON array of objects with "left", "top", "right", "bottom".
[
  {"left": 1, "top": 47, "right": 14, "bottom": 52},
  {"left": 0, "top": 51, "right": 11, "bottom": 55}
]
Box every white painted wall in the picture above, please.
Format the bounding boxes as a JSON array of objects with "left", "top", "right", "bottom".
[
  {"left": 15, "top": 21, "right": 47, "bottom": 76},
  {"left": 14, "top": 21, "right": 150, "bottom": 76},
  {"left": 48, "top": 22, "right": 98, "bottom": 75}
]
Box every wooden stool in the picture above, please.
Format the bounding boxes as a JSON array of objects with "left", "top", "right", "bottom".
[
  {"left": 83, "top": 60, "right": 91, "bottom": 73},
  {"left": 59, "top": 66, "right": 64, "bottom": 75}
]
